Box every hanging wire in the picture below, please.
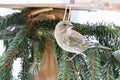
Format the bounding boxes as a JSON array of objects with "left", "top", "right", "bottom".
[
  {"left": 94, "top": 0, "right": 99, "bottom": 11},
  {"left": 67, "top": 5, "right": 72, "bottom": 21},
  {"left": 63, "top": 5, "right": 68, "bottom": 21}
]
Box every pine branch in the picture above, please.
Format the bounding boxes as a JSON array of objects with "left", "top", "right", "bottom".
[
  {"left": 0, "top": 11, "right": 120, "bottom": 80},
  {"left": 73, "top": 24, "right": 120, "bottom": 51},
  {"left": 0, "top": 29, "right": 19, "bottom": 40},
  {"left": 0, "top": 25, "right": 27, "bottom": 79},
  {"left": 91, "top": 50, "right": 95, "bottom": 80},
  {"left": 19, "top": 48, "right": 32, "bottom": 80},
  {"left": 29, "top": 38, "right": 45, "bottom": 75},
  {"left": 0, "top": 13, "right": 25, "bottom": 30},
  {"left": 106, "top": 67, "right": 110, "bottom": 80},
  {"left": 66, "top": 61, "right": 75, "bottom": 80},
  {"left": 0, "top": 18, "right": 36, "bottom": 79},
  {"left": 54, "top": 42, "right": 67, "bottom": 80}
]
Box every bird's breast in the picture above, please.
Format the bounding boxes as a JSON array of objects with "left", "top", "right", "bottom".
[
  {"left": 54, "top": 32, "right": 70, "bottom": 50},
  {"left": 54, "top": 31, "right": 83, "bottom": 53}
]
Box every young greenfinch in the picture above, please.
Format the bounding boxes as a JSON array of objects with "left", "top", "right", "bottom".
[{"left": 54, "top": 20, "right": 110, "bottom": 61}]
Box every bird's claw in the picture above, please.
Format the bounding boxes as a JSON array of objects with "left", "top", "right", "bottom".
[
  {"left": 66, "top": 54, "right": 79, "bottom": 62},
  {"left": 66, "top": 57, "right": 73, "bottom": 62}
]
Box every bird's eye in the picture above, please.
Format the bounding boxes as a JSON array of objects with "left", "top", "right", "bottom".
[
  {"left": 95, "top": 43, "right": 99, "bottom": 46},
  {"left": 63, "top": 24, "right": 67, "bottom": 26}
]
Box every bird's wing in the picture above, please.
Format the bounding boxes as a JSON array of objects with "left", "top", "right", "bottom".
[{"left": 68, "top": 30, "right": 85, "bottom": 47}]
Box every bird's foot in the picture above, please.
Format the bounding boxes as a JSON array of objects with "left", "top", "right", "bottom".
[
  {"left": 66, "top": 54, "right": 78, "bottom": 62},
  {"left": 66, "top": 57, "right": 73, "bottom": 61}
]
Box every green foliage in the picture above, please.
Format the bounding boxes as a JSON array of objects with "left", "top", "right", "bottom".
[
  {"left": 0, "top": 8, "right": 120, "bottom": 80},
  {"left": 66, "top": 61, "right": 75, "bottom": 80},
  {"left": 0, "top": 25, "right": 25, "bottom": 79},
  {"left": 0, "top": 13, "right": 25, "bottom": 30},
  {"left": 54, "top": 42, "right": 67, "bottom": 80},
  {"left": 74, "top": 24, "right": 120, "bottom": 51},
  {"left": 29, "top": 37, "right": 45, "bottom": 75},
  {"left": 34, "top": 38, "right": 45, "bottom": 61}
]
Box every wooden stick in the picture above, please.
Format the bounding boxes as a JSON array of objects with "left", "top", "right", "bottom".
[{"left": 28, "top": 8, "right": 53, "bottom": 17}]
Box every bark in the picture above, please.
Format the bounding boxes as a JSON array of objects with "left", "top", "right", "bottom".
[{"left": 33, "top": 39, "right": 58, "bottom": 80}]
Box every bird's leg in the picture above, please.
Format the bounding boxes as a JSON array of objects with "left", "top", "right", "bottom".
[{"left": 66, "top": 54, "right": 79, "bottom": 61}]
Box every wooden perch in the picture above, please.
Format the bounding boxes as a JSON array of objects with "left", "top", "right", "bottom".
[{"left": 28, "top": 8, "right": 53, "bottom": 17}]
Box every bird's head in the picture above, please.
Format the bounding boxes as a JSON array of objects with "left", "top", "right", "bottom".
[{"left": 55, "top": 20, "right": 73, "bottom": 32}]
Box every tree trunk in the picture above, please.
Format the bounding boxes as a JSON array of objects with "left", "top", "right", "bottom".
[{"left": 33, "top": 39, "right": 58, "bottom": 80}]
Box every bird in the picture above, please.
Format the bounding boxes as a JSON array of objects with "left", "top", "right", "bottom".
[{"left": 54, "top": 20, "right": 110, "bottom": 61}]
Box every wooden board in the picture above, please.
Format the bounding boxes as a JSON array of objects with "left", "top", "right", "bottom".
[{"left": 0, "top": 4, "right": 96, "bottom": 10}]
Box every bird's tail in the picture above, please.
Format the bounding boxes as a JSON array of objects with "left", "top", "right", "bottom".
[
  {"left": 84, "top": 40, "right": 111, "bottom": 50},
  {"left": 97, "top": 44, "right": 111, "bottom": 50}
]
